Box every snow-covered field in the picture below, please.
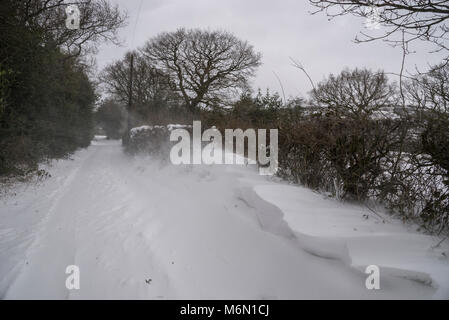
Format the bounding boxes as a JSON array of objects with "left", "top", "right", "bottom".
[{"left": 0, "top": 137, "right": 448, "bottom": 299}]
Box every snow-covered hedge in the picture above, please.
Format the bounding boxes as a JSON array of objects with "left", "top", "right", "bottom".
[
  {"left": 276, "top": 117, "right": 449, "bottom": 234},
  {"left": 127, "top": 124, "right": 192, "bottom": 157}
]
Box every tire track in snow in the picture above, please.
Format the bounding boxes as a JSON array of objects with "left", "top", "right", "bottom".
[{"left": 3, "top": 148, "right": 99, "bottom": 299}]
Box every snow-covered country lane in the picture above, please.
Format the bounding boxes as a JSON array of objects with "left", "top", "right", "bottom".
[{"left": 1, "top": 138, "right": 448, "bottom": 299}]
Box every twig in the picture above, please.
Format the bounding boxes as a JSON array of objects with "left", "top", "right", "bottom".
[
  {"left": 289, "top": 57, "right": 316, "bottom": 92},
  {"left": 272, "top": 71, "right": 286, "bottom": 105}
]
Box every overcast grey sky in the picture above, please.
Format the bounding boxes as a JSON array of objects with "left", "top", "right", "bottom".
[{"left": 96, "top": 0, "right": 445, "bottom": 98}]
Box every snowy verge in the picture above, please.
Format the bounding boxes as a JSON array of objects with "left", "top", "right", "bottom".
[
  {"left": 0, "top": 139, "right": 446, "bottom": 299},
  {"left": 253, "top": 184, "right": 449, "bottom": 298}
]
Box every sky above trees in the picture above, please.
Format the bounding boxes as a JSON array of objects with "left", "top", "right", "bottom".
[{"left": 96, "top": 0, "right": 446, "bottom": 98}]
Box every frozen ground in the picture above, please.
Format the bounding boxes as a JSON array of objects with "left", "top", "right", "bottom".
[{"left": 0, "top": 137, "right": 448, "bottom": 299}]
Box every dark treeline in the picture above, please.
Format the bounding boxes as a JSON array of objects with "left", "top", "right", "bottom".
[{"left": 0, "top": 0, "right": 126, "bottom": 177}]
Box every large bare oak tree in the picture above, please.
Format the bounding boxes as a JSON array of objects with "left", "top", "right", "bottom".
[{"left": 141, "top": 28, "right": 262, "bottom": 112}]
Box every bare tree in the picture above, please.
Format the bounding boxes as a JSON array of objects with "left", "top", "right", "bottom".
[
  {"left": 309, "top": 0, "right": 449, "bottom": 65},
  {"left": 406, "top": 63, "right": 449, "bottom": 114},
  {"left": 405, "top": 63, "right": 449, "bottom": 172},
  {"left": 1, "top": 0, "right": 128, "bottom": 57},
  {"left": 141, "top": 28, "right": 262, "bottom": 112},
  {"left": 311, "top": 68, "right": 398, "bottom": 119},
  {"left": 101, "top": 51, "right": 172, "bottom": 106}
]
